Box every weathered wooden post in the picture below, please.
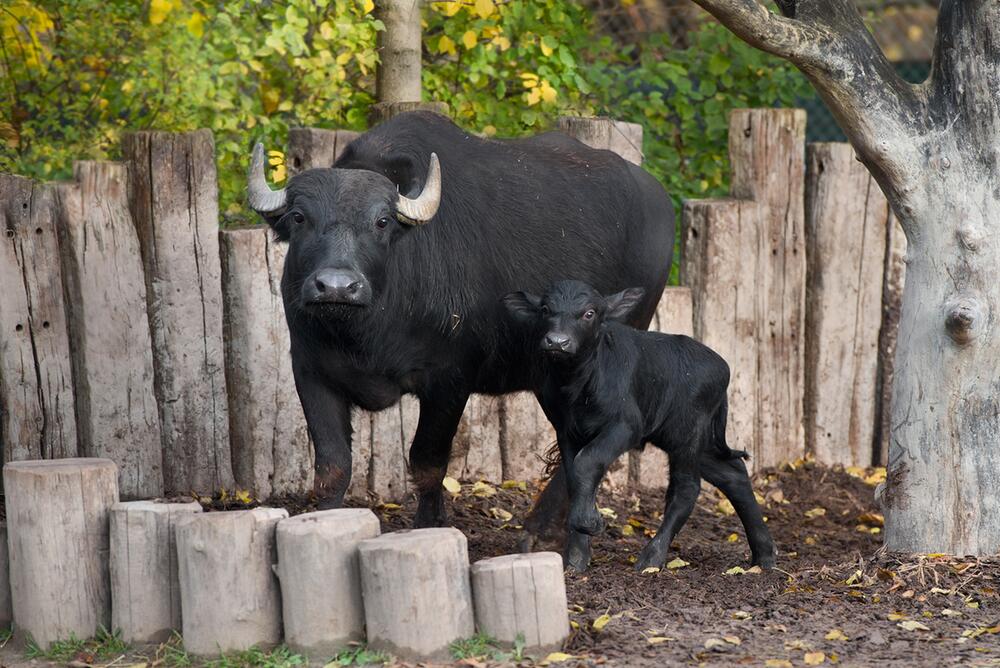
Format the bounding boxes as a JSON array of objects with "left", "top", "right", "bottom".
[
  {"left": 175, "top": 508, "right": 287, "bottom": 655},
  {"left": 450, "top": 395, "right": 502, "bottom": 483},
  {"left": 0, "top": 523, "right": 11, "bottom": 629},
  {"left": 0, "top": 175, "right": 77, "bottom": 465},
  {"left": 53, "top": 162, "right": 163, "bottom": 498},
  {"left": 110, "top": 500, "right": 203, "bottom": 643},
  {"left": 370, "top": 0, "right": 448, "bottom": 124},
  {"left": 681, "top": 109, "right": 807, "bottom": 468},
  {"left": 221, "top": 227, "right": 313, "bottom": 498},
  {"left": 470, "top": 552, "right": 569, "bottom": 651},
  {"left": 122, "top": 130, "right": 233, "bottom": 494},
  {"left": 286, "top": 128, "right": 359, "bottom": 177},
  {"left": 275, "top": 509, "right": 380, "bottom": 655},
  {"left": 358, "top": 528, "right": 474, "bottom": 659},
  {"left": 4, "top": 459, "right": 118, "bottom": 648},
  {"left": 804, "top": 144, "right": 892, "bottom": 467}
]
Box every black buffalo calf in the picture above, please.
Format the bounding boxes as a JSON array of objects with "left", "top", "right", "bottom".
[{"left": 504, "top": 280, "right": 776, "bottom": 571}]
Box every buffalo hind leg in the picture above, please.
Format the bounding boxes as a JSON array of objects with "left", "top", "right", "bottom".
[
  {"left": 292, "top": 358, "right": 353, "bottom": 510},
  {"left": 700, "top": 452, "right": 776, "bottom": 568},
  {"left": 409, "top": 388, "right": 469, "bottom": 528},
  {"left": 635, "top": 459, "right": 701, "bottom": 571}
]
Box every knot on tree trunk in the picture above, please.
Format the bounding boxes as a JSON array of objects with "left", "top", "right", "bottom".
[{"left": 944, "top": 297, "right": 984, "bottom": 345}]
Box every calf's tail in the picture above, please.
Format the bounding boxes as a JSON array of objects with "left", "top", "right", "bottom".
[{"left": 713, "top": 398, "right": 749, "bottom": 460}]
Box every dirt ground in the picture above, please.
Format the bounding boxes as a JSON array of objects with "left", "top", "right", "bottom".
[
  {"left": 367, "top": 461, "right": 1000, "bottom": 667},
  {"left": 4, "top": 461, "right": 997, "bottom": 668}
]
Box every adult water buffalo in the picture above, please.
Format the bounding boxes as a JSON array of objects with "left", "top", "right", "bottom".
[{"left": 247, "top": 111, "right": 674, "bottom": 552}]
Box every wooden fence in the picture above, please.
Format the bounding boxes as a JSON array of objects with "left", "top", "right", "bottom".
[{"left": 0, "top": 108, "right": 901, "bottom": 502}]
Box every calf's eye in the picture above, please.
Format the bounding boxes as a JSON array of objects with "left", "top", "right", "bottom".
[
  {"left": 583, "top": 309, "right": 596, "bottom": 320},
  {"left": 292, "top": 211, "right": 305, "bottom": 224},
  {"left": 375, "top": 216, "right": 391, "bottom": 230},
  {"left": 540, "top": 305, "right": 550, "bottom": 316}
]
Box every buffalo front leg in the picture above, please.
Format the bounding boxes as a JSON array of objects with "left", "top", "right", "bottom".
[
  {"left": 409, "top": 387, "right": 469, "bottom": 528},
  {"left": 567, "top": 422, "right": 637, "bottom": 536},
  {"left": 292, "top": 361, "right": 353, "bottom": 509}
]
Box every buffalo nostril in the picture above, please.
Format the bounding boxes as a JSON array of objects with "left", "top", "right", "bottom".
[
  {"left": 315, "top": 278, "right": 328, "bottom": 293},
  {"left": 347, "top": 281, "right": 363, "bottom": 295}
]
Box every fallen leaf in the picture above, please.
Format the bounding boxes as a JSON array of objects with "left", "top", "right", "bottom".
[
  {"left": 765, "top": 661, "right": 793, "bottom": 668},
  {"left": 727, "top": 533, "right": 739, "bottom": 543},
  {"left": 804, "top": 652, "right": 826, "bottom": 665},
  {"left": 858, "top": 512, "right": 884, "bottom": 526},
  {"left": 733, "top": 611, "right": 752, "bottom": 620},
  {"left": 716, "top": 499, "right": 736, "bottom": 516},
  {"left": 500, "top": 480, "right": 526, "bottom": 491},
  {"left": 598, "top": 506, "right": 617, "bottom": 520},
  {"left": 723, "top": 635, "right": 742, "bottom": 645},
  {"left": 805, "top": 536, "right": 817, "bottom": 545},
  {"left": 621, "top": 524, "right": 635, "bottom": 537},
  {"left": 966, "top": 600, "right": 980, "bottom": 609},
  {"left": 540, "top": 652, "right": 574, "bottom": 664},
  {"left": 569, "top": 620, "right": 579, "bottom": 630},
  {"left": 489, "top": 507, "right": 513, "bottom": 522},
  {"left": 805, "top": 507, "right": 827, "bottom": 519},
  {"left": 825, "top": 629, "right": 848, "bottom": 641},
  {"left": 941, "top": 608, "right": 962, "bottom": 617},
  {"left": 930, "top": 587, "right": 952, "bottom": 595},
  {"left": 724, "top": 566, "right": 746, "bottom": 576},
  {"left": 887, "top": 612, "right": 907, "bottom": 621},
  {"left": 666, "top": 558, "right": 689, "bottom": 570},
  {"left": 864, "top": 468, "right": 886, "bottom": 485},
  {"left": 898, "top": 620, "right": 930, "bottom": 632},
  {"left": 471, "top": 481, "right": 496, "bottom": 497},
  {"left": 641, "top": 567, "right": 660, "bottom": 575},
  {"left": 378, "top": 503, "right": 402, "bottom": 511},
  {"left": 647, "top": 636, "right": 673, "bottom": 644},
  {"left": 746, "top": 565, "right": 763, "bottom": 574},
  {"left": 593, "top": 613, "right": 613, "bottom": 631},
  {"left": 704, "top": 638, "right": 727, "bottom": 651},
  {"left": 442, "top": 476, "right": 462, "bottom": 494}
]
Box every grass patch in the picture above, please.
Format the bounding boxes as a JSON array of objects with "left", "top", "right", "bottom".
[
  {"left": 204, "top": 645, "right": 306, "bottom": 668},
  {"left": 449, "top": 633, "right": 528, "bottom": 663},
  {"left": 324, "top": 645, "right": 391, "bottom": 666},
  {"left": 25, "top": 626, "right": 128, "bottom": 662}
]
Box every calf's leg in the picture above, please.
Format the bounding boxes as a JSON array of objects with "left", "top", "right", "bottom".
[
  {"left": 635, "top": 458, "right": 701, "bottom": 571},
  {"left": 567, "top": 422, "right": 636, "bottom": 536},
  {"left": 700, "top": 453, "right": 776, "bottom": 568},
  {"left": 409, "top": 387, "right": 469, "bottom": 528}
]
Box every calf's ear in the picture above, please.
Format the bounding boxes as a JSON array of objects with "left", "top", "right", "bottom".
[
  {"left": 605, "top": 287, "right": 645, "bottom": 322},
  {"left": 502, "top": 291, "right": 542, "bottom": 322}
]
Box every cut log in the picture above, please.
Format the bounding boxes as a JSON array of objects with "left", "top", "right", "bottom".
[
  {"left": 221, "top": 227, "right": 312, "bottom": 499},
  {"left": 368, "top": 101, "right": 449, "bottom": 126},
  {"left": 470, "top": 552, "right": 569, "bottom": 651},
  {"left": 0, "top": 523, "right": 11, "bottom": 629},
  {"left": 286, "top": 128, "right": 359, "bottom": 177},
  {"left": 450, "top": 395, "right": 502, "bottom": 482},
  {"left": 556, "top": 117, "right": 644, "bottom": 165},
  {"left": 174, "top": 508, "right": 287, "bottom": 656},
  {"left": 275, "top": 509, "right": 380, "bottom": 655},
  {"left": 110, "top": 500, "right": 203, "bottom": 643},
  {"left": 0, "top": 175, "right": 77, "bottom": 464},
  {"left": 123, "top": 130, "right": 233, "bottom": 494},
  {"left": 347, "top": 409, "right": 373, "bottom": 503},
  {"left": 3, "top": 458, "right": 118, "bottom": 648},
  {"left": 370, "top": 404, "right": 410, "bottom": 502},
  {"left": 53, "top": 162, "right": 163, "bottom": 498},
  {"left": 804, "top": 144, "right": 890, "bottom": 467},
  {"left": 499, "top": 392, "right": 553, "bottom": 483},
  {"left": 358, "top": 528, "right": 474, "bottom": 659}
]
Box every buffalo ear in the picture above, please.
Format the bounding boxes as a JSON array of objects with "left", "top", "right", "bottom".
[
  {"left": 605, "top": 287, "right": 645, "bottom": 322},
  {"left": 502, "top": 291, "right": 542, "bottom": 323}
]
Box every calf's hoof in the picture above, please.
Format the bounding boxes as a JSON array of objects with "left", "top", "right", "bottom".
[
  {"left": 751, "top": 546, "right": 777, "bottom": 570},
  {"left": 517, "top": 531, "right": 536, "bottom": 554},
  {"left": 634, "top": 540, "right": 669, "bottom": 572},
  {"left": 564, "top": 533, "right": 592, "bottom": 572},
  {"left": 568, "top": 506, "right": 606, "bottom": 537}
]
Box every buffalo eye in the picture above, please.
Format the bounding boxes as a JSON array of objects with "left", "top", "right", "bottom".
[
  {"left": 540, "top": 305, "right": 550, "bottom": 316},
  {"left": 292, "top": 211, "right": 305, "bottom": 224},
  {"left": 375, "top": 216, "right": 391, "bottom": 230},
  {"left": 582, "top": 309, "right": 596, "bottom": 321}
]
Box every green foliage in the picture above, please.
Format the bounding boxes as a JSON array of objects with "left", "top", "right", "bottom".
[
  {"left": 24, "top": 626, "right": 129, "bottom": 662},
  {"left": 203, "top": 645, "right": 307, "bottom": 668},
  {"left": 1, "top": 0, "right": 809, "bottom": 239},
  {"left": 325, "top": 644, "right": 390, "bottom": 666},
  {"left": 448, "top": 632, "right": 526, "bottom": 662}
]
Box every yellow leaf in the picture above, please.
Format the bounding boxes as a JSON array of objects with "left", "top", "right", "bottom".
[
  {"left": 271, "top": 163, "right": 287, "bottom": 183},
  {"left": 765, "top": 661, "right": 793, "bottom": 668},
  {"left": 489, "top": 507, "right": 513, "bottom": 522},
  {"left": 121, "top": 81, "right": 135, "bottom": 94},
  {"left": 336, "top": 52, "right": 352, "bottom": 65},
  {"left": 746, "top": 565, "right": 763, "bottom": 574},
  {"left": 378, "top": 502, "right": 401, "bottom": 511},
  {"left": 647, "top": 636, "right": 672, "bottom": 644},
  {"left": 640, "top": 567, "right": 660, "bottom": 575},
  {"left": 433, "top": 1, "right": 463, "bottom": 17},
  {"left": 716, "top": 499, "right": 736, "bottom": 516},
  {"left": 149, "top": 0, "right": 174, "bottom": 25},
  {"left": 621, "top": 524, "right": 634, "bottom": 537},
  {"left": 845, "top": 466, "right": 865, "bottom": 479},
  {"left": 864, "top": 467, "right": 887, "bottom": 485},
  {"left": 593, "top": 613, "right": 613, "bottom": 631},
  {"left": 234, "top": 489, "right": 253, "bottom": 504},
  {"left": 471, "top": 481, "right": 496, "bottom": 497},
  {"left": 186, "top": 11, "right": 205, "bottom": 38},
  {"left": 261, "top": 87, "right": 280, "bottom": 114},
  {"left": 666, "top": 558, "right": 689, "bottom": 570},
  {"left": 804, "top": 652, "right": 826, "bottom": 665},
  {"left": 941, "top": 608, "right": 962, "bottom": 617},
  {"left": 474, "top": 0, "right": 495, "bottom": 19},
  {"left": 442, "top": 476, "right": 461, "bottom": 494},
  {"left": 804, "top": 507, "right": 826, "bottom": 519},
  {"left": 500, "top": 479, "right": 525, "bottom": 490},
  {"left": 541, "top": 653, "right": 573, "bottom": 665},
  {"left": 540, "top": 41, "right": 553, "bottom": 57},
  {"left": 858, "top": 512, "right": 884, "bottom": 526},
  {"left": 492, "top": 35, "right": 511, "bottom": 51},
  {"left": 898, "top": 620, "right": 930, "bottom": 631},
  {"left": 723, "top": 636, "right": 742, "bottom": 645},
  {"left": 825, "top": 629, "right": 848, "bottom": 641},
  {"left": 437, "top": 35, "right": 456, "bottom": 56},
  {"left": 724, "top": 566, "right": 746, "bottom": 576},
  {"left": 363, "top": 0, "right": 375, "bottom": 13},
  {"left": 539, "top": 80, "right": 557, "bottom": 104},
  {"left": 733, "top": 611, "right": 752, "bottom": 620},
  {"left": 597, "top": 506, "right": 617, "bottom": 520},
  {"left": 462, "top": 30, "right": 478, "bottom": 50},
  {"left": 805, "top": 536, "right": 817, "bottom": 545},
  {"left": 887, "top": 612, "right": 906, "bottom": 621},
  {"left": 727, "top": 533, "right": 739, "bottom": 543}
]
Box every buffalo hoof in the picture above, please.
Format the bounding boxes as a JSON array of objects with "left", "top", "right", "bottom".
[
  {"left": 563, "top": 532, "right": 592, "bottom": 572},
  {"left": 568, "top": 505, "right": 605, "bottom": 537},
  {"left": 316, "top": 496, "right": 340, "bottom": 511},
  {"left": 518, "top": 531, "right": 537, "bottom": 554},
  {"left": 634, "top": 540, "right": 669, "bottom": 572},
  {"left": 752, "top": 546, "right": 777, "bottom": 570}
]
